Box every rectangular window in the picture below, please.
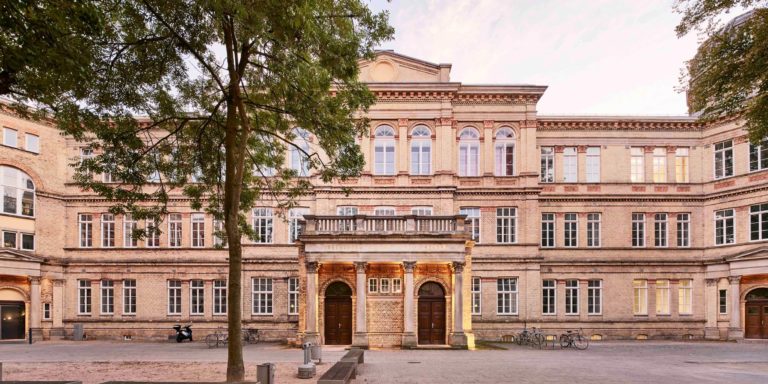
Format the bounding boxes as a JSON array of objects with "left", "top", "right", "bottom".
[
  {"left": 496, "top": 207, "right": 516, "bottom": 244},
  {"left": 79, "top": 214, "right": 93, "bottom": 248},
  {"left": 411, "top": 206, "right": 433, "bottom": 216},
  {"left": 675, "top": 148, "right": 689, "bottom": 182},
  {"left": 43, "top": 303, "right": 51, "bottom": 320},
  {"left": 213, "top": 280, "right": 227, "bottom": 315},
  {"left": 168, "top": 213, "right": 182, "bottom": 248},
  {"left": 21, "top": 233, "right": 34, "bottom": 250},
  {"left": 633, "top": 280, "right": 648, "bottom": 315},
  {"left": 374, "top": 140, "right": 395, "bottom": 175},
  {"left": 719, "top": 289, "right": 727, "bottom": 314},
  {"left": 80, "top": 147, "right": 93, "bottom": 179},
  {"left": 652, "top": 148, "right": 667, "bottom": 183},
  {"left": 168, "top": 280, "right": 182, "bottom": 315},
  {"left": 564, "top": 213, "right": 578, "bottom": 247},
  {"left": 123, "top": 214, "right": 137, "bottom": 248},
  {"left": 337, "top": 206, "right": 358, "bottom": 231},
  {"left": 191, "top": 213, "right": 205, "bottom": 247},
  {"left": 565, "top": 280, "right": 579, "bottom": 315},
  {"left": 715, "top": 209, "right": 735, "bottom": 245},
  {"left": 586, "top": 147, "right": 600, "bottom": 183},
  {"left": 101, "top": 214, "right": 115, "bottom": 248},
  {"left": 3, "top": 231, "right": 16, "bottom": 248},
  {"left": 213, "top": 219, "right": 225, "bottom": 247},
  {"left": 563, "top": 147, "right": 577, "bottom": 183},
  {"left": 289, "top": 208, "right": 309, "bottom": 243},
  {"left": 542, "top": 279, "right": 556, "bottom": 315},
  {"left": 411, "top": 139, "right": 431, "bottom": 175},
  {"left": 460, "top": 207, "right": 481, "bottom": 243},
  {"left": 587, "top": 213, "right": 601, "bottom": 248},
  {"left": 380, "top": 278, "right": 390, "bottom": 293},
  {"left": 3, "top": 127, "right": 18, "bottom": 147},
  {"left": 656, "top": 280, "right": 670, "bottom": 315},
  {"left": 631, "top": 147, "right": 645, "bottom": 183},
  {"left": 588, "top": 280, "right": 602, "bottom": 315},
  {"left": 252, "top": 278, "right": 273, "bottom": 314},
  {"left": 540, "top": 147, "right": 555, "bottom": 183},
  {"left": 252, "top": 208, "right": 273, "bottom": 244},
  {"left": 750, "top": 140, "right": 768, "bottom": 172},
  {"left": 497, "top": 278, "right": 518, "bottom": 315},
  {"left": 78, "top": 280, "right": 91, "bottom": 315},
  {"left": 654, "top": 213, "right": 668, "bottom": 247},
  {"left": 392, "top": 278, "right": 402, "bottom": 293},
  {"left": 714, "top": 140, "right": 734, "bottom": 179},
  {"left": 677, "top": 213, "right": 691, "bottom": 247},
  {"left": 368, "top": 278, "right": 378, "bottom": 293},
  {"left": 495, "top": 140, "right": 515, "bottom": 176},
  {"left": 541, "top": 213, "right": 555, "bottom": 248},
  {"left": 750, "top": 203, "right": 768, "bottom": 241},
  {"left": 471, "top": 277, "right": 481, "bottom": 315},
  {"left": 190, "top": 280, "right": 204, "bottom": 315},
  {"left": 679, "top": 279, "right": 693, "bottom": 315},
  {"left": 632, "top": 213, "right": 645, "bottom": 247},
  {"left": 25, "top": 133, "right": 39, "bottom": 153},
  {"left": 145, "top": 219, "right": 160, "bottom": 248},
  {"left": 459, "top": 141, "right": 479, "bottom": 177},
  {"left": 288, "top": 277, "right": 299, "bottom": 315},
  {"left": 123, "top": 279, "right": 136, "bottom": 315}
]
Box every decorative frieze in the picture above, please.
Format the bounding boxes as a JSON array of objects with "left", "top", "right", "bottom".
[{"left": 714, "top": 180, "right": 736, "bottom": 189}]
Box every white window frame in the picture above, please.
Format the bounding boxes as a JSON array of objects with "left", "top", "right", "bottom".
[
  {"left": 167, "top": 280, "right": 182, "bottom": 315},
  {"left": 587, "top": 280, "right": 602, "bottom": 315},
  {"left": 563, "top": 147, "right": 578, "bottom": 183},
  {"left": 471, "top": 277, "right": 482, "bottom": 315},
  {"left": 191, "top": 213, "right": 205, "bottom": 248},
  {"left": 252, "top": 278, "right": 273, "bottom": 315},
  {"left": 496, "top": 278, "right": 518, "bottom": 315},
  {"left": 373, "top": 125, "right": 396, "bottom": 176},
  {"left": 123, "top": 214, "right": 137, "bottom": 248},
  {"left": 2, "top": 230, "right": 16, "bottom": 249},
  {"left": 213, "top": 219, "right": 225, "bottom": 247},
  {"left": 632, "top": 213, "right": 646, "bottom": 248},
  {"left": 633, "top": 279, "right": 648, "bottom": 315},
  {"left": 101, "top": 214, "right": 115, "bottom": 248},
  {"left": 494, "top": 128, "right": 516, "bottom": 176},
  {"left": 21, "top": 233, "right": 34, "bottom": 251},
  {"left": 337, "top": 206, "right": 358, "bottom": 216},
  {"left": 750, "top": 140, "right": 768, "bottom": 172},
  {"left": 714, "top": 140, "right": 734, "bottom": 179},
  {"left": 123, "top": 279, "right": 136, "bottom": 315},
  {"left": 714, "top": 208, "right": 735, "bottom": 245},
  {"left": 213, "top": 279, "right": 227, "bottom": 315},
  {"left": 719, "top": 288, "right": 728, "bottom": 314},
  {"left": 750, "top": 203, "right": 768, "bottom": 241},
  {"left": 656, "top": 279, "right": 670, "bottom": 315},
  {"left": 252, "top": 208, "right": 274, "bottom": 244},
  {"left": 652, "top": 147, "right": 667, "bottom": 183},
  {"left": 654, "top": 213, "right": 668, "bottom": 248},
  {"left": 1, "top": 166, "right": 36, "bottom": 218},
  {"left": 675, "top": 148, "right": 689, "bottom": 182},
  {"left": 460, "top": 207, "right": 481, "bottom": 243},
  {"left": 677, "top": 213, "right": 691, "bottom": 247},
  {"left": 43, "top": 302, "right": 51, "bottom": 320},
  {"left": 587, "top": 213, "right": 601, "bottom": 248},
  {"left": 368, "top": 278, "right": 379, "bottom": 293},
  {"left": 3, "top": 127, "right": 18, "bottom": 148},
  {"left": 78, "top": 280, "right": 91, "bottom": 315},
  {"left": 288, "top": 277, "right": 299, "bottom": 315},
  {"left": 380, "top": 278, "right": 390, "bottom": 293},
  {"left": 190, "top": 280, "right": 204, "bottom": 315},
  {"left": 290, "top": 128, "right": 311, "bottom": 176},
  {"left": 25, "top": 133, "right": 39, "bottom": 153},
  {"left": 630, "top": 147, "right": 645, "bottom": 183},
  {"left": 565, "top": 279, "right": 579, "bottom": 315},
  {"left": 585, "top": 147, "right": 600, "bottom": 183},
  {"left": 410, "top": 125, "right": 432, "bottom": 175},
  {"left": 289, "top": 208, "right": 309, "bottom": 244},
  {"left": 564, "top": 213, "right": 578, "bottom": 248},
  {"left": 100, "top": 280, "right": 114, "bottom": 315},
  {"left": 496, "top": 207, "right": 516, "bottom": 244},
  {"left": 145, "top": 218, "right": 160, "bottom": 248},
  {"left": 541, "top": 213, "right": 556, "bottom": 248},
  {"left": 679, "top": 279, "right": 693, "bottom": 315},
  {"left": 79, "top": 214, "right": 93, "bottom": 248},
  {"left": 540, "top": 147, "right": 555, "bottom": 183},
  {"left": 458, "top": 127, "right": 480, "bottom": 177},
  {"left": 392, "top": 278, "right": 402, "bottom": 293},
  {"left": 542, "top": 279, "right": 556, "bottom": 315},
  {"left": 168, "top": 213, "right": 183, "bottom": 248}
]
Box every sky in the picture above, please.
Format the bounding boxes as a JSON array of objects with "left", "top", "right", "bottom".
[{"left": 367, "top": 0, "right": 705, "bottom": 116}]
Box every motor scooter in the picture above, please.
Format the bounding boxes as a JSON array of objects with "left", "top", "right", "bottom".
[{"left": 173, "top": 324, "right": 193, "bottom": 342}]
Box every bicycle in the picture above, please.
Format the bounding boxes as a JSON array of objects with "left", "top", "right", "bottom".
[
  {"left": 559, "top": 329, "right": 589, "bottom": 350},
  {"left": 529, "top": 327, "right": 545, "bottom": 349},
  {"left": 205, "top": 327, "right": 229, "bottom": 348},
  {"left": 243, "top": 328, "right": 260, "bottom": 344}
]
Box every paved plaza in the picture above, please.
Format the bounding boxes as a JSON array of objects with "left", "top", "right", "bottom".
[{"left": 0, "top": 340, "right": 766, "bottom": 383}]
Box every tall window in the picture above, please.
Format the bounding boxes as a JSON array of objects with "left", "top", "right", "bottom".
[
  {"left": 168, "top": 280, "right": 181, "bottom": 315},
  {"left": 565, "top": 280, "right": 579, "bottom": 315},
  {"left": 563, "top": 147, "right": 577, "bottom": 183},
  {"left": 21, "top": 233, "right": 34, "bottom": 250},
  {"left": 289, "top": 277, "right": 299, "bottom": 315},
  {"left": 715, "top": 208, "right": 735, "bottom": 245},
  {"left": 3, "top": 127, "right": 18, "bottom": 147},
  {"left": 252, "top": 278, "right": 273, "bottom": 314},
  {"left": 656, "top": 280, "right": 670, "bottom": 315},
  {"left": 676, "top": 148, "right": 690, "bottom": 182},
  {"left": 564, "top": 213, "right": 578, "bottom": 247},
  {"left": 373, "top": 125, "right": 396, "bottom": 175},
  {"left": 652, "top": 148, "right": 667, "bottom": 183},
  {"left": 168, "top": 213, "right": 182, "bottom": 247},
  {"left": 496, "top": 208, "right": 516, "bottom": 244},
  {"left": 588, "top": 280, "right": 602, "bottom": 315},
  {"left": 714, "top": 140, "right": 733, "bottom": 179},
  {"left": 123, "top": 279, "right": 136, "bottom": 315},
  {"left": 78, "top": 280, "right": 91, "bottom": 314},
  {"left": 146, "top": 219, "right": 160, "bottom": 247},
  {"left": 630, "top": 147, "right": 645, "bottom": 183},
  {"left": 497, "top": 278, "right": 518, "bottom": 315},
  {"left": 253, "top": 208, "right": 274, "bottom": 243},
  {"left": 654, "top": 213, "right": 668, "bottom": 247},
  {"left": 750, "top": 203, "right": 768, "bottom": 241},
  {"left": 677, "top": 213, "right": 691, "bottom": 247},
  {"left": 719, "top": 289, "right": 728, "bottom": 314},
  {"left": 100, "top": 280, "right": 114, "bottom": 314},
  {"left": 410, "top": 125, "right": 431, "bottom": 175},
  {"left": 191, "top": 213, "right": 205, "bottom": 247},
  {"left": 1, "top": 166, "right": 35, "bottom": 217},
  {"left": 43, "top": 303, "right": 51, "bottom": 320},
  {"left": 290, "top": 128, "right": 311, "bottom": 176},
  {"left": 542, "top": 279, "right": 556, "bottom": 315},
  {"left": 494, "top": 128, "right": 515, "bottom": 176},
  {"left": 79, "top": 147, "right": 94, "bottom": 179},
  {"left": 190, "top": 280, "right": 204, "bottom": 315},
  {"left": 79, "top": 214, "right": 93, "bottom": 248},
  {"left": 101, "top": 214, "right": 115, "bottom": 248},
  {"left": 460, "top": 207, "right": 481, "bottom": 242},
  {"left": 213, "top": 219, "right": 225, "bottom": 247},
  {"left": 25, "top": 133, "right": 39, "bottom": 153},
  {"left": 587, "top": 213, "right": 601, "bottom": 247},
  {"left": 213, "top": 280, "right": 227, "bottom": 315},
  {"left": 586, "top": 147, "right": 600, "bottom": 182},
  {"left": 289, "top": 208, "right": 309, "bottom": 243},
  {"left": 633, "top": 280, "right": 648, "bottom": 315},
  {"left": 632, "top": 213, "right": 645, "bottom": 247},
  {"left": 471, "top": 277, "right": 481, "bottom": 315},
  {"left": 750, "top": 139, "right": 768, "bottom": 172},
  {"left": 458, "top": 128, "right": 480, "bottom": 176},
  {"left": 679, "top": 279, "right": 693, "bottom": 315},
  {"left": 541, "top": 213, "right": 555, "bottom": 248},
  {"left": 123, "top": 214, "right": 137, "bottom": 248},
  {"left": 540, "top": 147, "right": 555, "bottom": 183}
]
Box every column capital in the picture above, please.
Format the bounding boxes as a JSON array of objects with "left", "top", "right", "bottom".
[
  {"left": 728, "top": 275, "right": 741, "bottom": 284},
  {"left": 705, "top": 278, "right": 719, "bottom": 286},
  {"left": 29, "top": 276, "right": 41, "bottom": 284},
  {"left": 53, "top": 279, "right": 65, "bottom": 287},
  {"left": 354, "top": 262, "right": 367, "bottom": 273},
  {"left": 451, "top": 261, "right": 465, "bottom": 273},
  {"left": 403, "top": 261, "right": 417, "bottom": 273},
  {"left": 306, "top": 261, "right": 319, "bottom": 273}
]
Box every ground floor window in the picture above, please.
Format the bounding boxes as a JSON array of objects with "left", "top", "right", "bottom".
[
  {"left": 497, "top": 278, "right": 517, "bottom": 315},
  {"left": 656, "top": 280, "right": 670, "bottom": 315},
  {"left": 168, "top": 280, "right": 182, "bottom": 315},
  {"left": 719, "top": 289, "right": 727, "bottom": 314},
  {"left": 213, "top": 280, "right": 227, "bottom": 315},
  {"left": 190, "top": 280, "right": 204, "bottom": 315},
  {"left": 252, "top": 278, "right": 273, "bottom": 315},
  {"left": 471, "top": 277, "right": 481, "bottom": 315},
  {"left": 587, "top": 280, "right": 602, "bottom": 315},
  {"left": 43, "top": 303, "right": 51, "bottom": 320},
  {"left": 78, "top": 280, "right": 91, "bottom": 315},
  {"left": 123, "top": 279, "right": 136, "bottom": 315},
  {"left": 565, "top": 280, "right": 579, "bottom": 314},
  {"left": 633, "top": 280, "right": 648, "bottom": 315},
  {"left": 542, "top": 279, "right": 555, "bottom": 315},
  {"left": 679, "top": 279, "right": 693, "bottom": 315},
  {"left": 288, "top": 277, "right": 299, "bottom": 315}
]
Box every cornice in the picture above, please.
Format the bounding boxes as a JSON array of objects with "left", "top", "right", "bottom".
[{"left": 537, "top": 117, "right": 704, "bottom": 131}]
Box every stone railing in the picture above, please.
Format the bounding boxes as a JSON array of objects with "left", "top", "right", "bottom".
[{"left": 303, "top": 214, "right": 468, "bottom": 236}]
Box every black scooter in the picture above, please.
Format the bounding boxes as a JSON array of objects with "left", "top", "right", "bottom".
[{"left": 173, "top": 324, "right": 193, "bottom": 342}]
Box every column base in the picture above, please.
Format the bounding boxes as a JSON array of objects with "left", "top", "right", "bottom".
[
  {"left": 29, "top": 327, "right": 43, "bottom": 342},
  {"left": 49, "top": 327, "right": 66, "bottom": 340},
  {"left": 704, "top": 327, "right": 721, "bottom": 340},
  {"left": 449, "top": 331, "right": 468, "bottom": 349},
  {"left": 303, "top": 332, "right": 320, "bottom": 346},
  {"left": 401, "top": 332, "right": 417, "bottom": 349},
  {"left": 352, "top": 332, "right": 369, "bottom": 349},
  {"left": 728, "top": 328, "right": 744, "bottom": 340}
]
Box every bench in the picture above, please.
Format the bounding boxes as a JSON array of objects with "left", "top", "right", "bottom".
[
  {"left": 342, "top": 348, "right": 364, "bottom": 364},
  {"left": 317, "top": 362, "right": 356, "bottom": 384}
]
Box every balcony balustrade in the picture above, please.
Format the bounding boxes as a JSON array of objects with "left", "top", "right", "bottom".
[{"left": 302, "top": 214, "right": 468, "bottom": 236}]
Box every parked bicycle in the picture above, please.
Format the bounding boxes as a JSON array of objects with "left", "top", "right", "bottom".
[
  {"left": 559, "top": 329, "right": 589, "bottom": 350},
  {"left": 516, "top": 325, "right": 545, "bottom": 349},
  {"left": 205, "top": 327, "right": 228, "bottom": 348},
  {"left": 243, "top": 328, "right": 260, "bottom": 344}
]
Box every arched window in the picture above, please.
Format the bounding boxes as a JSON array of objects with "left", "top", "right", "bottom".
[
  {"left": 410, "top": 125, "right": 431, "bottom": 175},
  {"left": 373, "top": 125, "right": 395, "bottom": 175},
  {"left": 1, "top": 166, "right": 35, "bottom": 217},
  {"left": 290, "top": 128, "right": 310, "bottom": 176},
  {"left": 458, "top": 127, "right": 480, "bottom": 176},
  {"left": 494, "top": 127, "right": 516, "bottom": 176}
]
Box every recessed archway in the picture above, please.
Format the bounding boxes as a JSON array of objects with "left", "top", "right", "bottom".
[
  {"left": 324, "top": 281, "right": 352, "bottom": 345},
  {"left": 417, "top": 281, "right": 446, "bottom": 345},
  {"left": 745, "top": 287, "right": 768, "bottom": 339}
]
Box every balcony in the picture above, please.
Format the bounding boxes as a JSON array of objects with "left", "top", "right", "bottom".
[{"left": 303, "top": 215, "right": 468, "bottom": 236}]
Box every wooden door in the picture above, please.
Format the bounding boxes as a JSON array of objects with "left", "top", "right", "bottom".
[
  {"left": 0, "top": 304, "right": 25, "bottom": 340},
  {"left": 324, "top": 297, "right": 352, "bottom": 345},
  {"left": 418, "top": 298, "right": 446, "bottom": 344},
  {"left": 745, "top": 304, "right": 761, "bottom": 339}
]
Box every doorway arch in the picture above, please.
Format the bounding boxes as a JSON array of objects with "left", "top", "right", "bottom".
[
  {"left": 417, "top": 281, "right": 446, "bottom": 345},
  {"left": 745, "top": 287, "right": 768, "bottom": 339},
  {"left": 0, "top": 288, "right": 28, "bottom": 340},
  {"left": 324, "top": 281, "right": 352, "bottom": 345}
]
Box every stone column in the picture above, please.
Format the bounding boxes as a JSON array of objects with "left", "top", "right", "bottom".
[
  {"left": 29, "top": 277, "right": 42, "bottom": 341},
  {"left": 51, "top": 279, "right": 65, "bottom": 339},
  {"left": 401, "top": 261, "right": 417, "bottom": 348},
  {"left": 449, "top": 262, "right": 468, "bottom": 348},
  {"left": 728, "top": 275, "right": 743, "bottom": 339},
  {"left": 304, "top": 261, "right": 320, "bottom": 344},
  {"left": 704, "top": 278, "right": 720, "bottom": 339},
  {"left": 353, "top": 262, "right": 369, "bottom": 348}
]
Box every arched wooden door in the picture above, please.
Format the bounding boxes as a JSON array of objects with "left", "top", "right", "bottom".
[
  {"left": 324, "top": 282, "right": 353, "bottom": 345},
  {"left": 745, "top": 288, "right": 768, "bottom": 339},
  {"left": 417, "top": 282, "right": 446, "bottom": 345}
]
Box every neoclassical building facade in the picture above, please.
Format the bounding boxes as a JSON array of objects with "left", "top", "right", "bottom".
[{"left": 1, "top": 51, "right": 768, "bottom": 347}]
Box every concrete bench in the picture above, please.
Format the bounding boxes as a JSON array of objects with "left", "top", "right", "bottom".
[
  {"left": 317, "top": 361, "right": 356, "bottom": 384},
  {"left": 342, "top": 348, "right": 364, "bottom": 364}
]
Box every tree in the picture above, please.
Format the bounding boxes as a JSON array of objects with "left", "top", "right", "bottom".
[
  {"left": 675, "top": 1, "right": 768, "bottom": 142},
  {"left": 2, "top": 0, "right": 392, "bottom": 381}
]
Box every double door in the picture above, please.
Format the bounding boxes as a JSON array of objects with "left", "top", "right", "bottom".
[
  {"left": 0, "top": 303, "right": 25, "bottom": 340},
  {"left": 745, "top": 302, "right": 768, "bottom": 339},
  {"left": 417, "top": 298, "right": 445, "bottom": 345},
  {"left": 324, "top": 297, "right": 352, "bottom": 345}
]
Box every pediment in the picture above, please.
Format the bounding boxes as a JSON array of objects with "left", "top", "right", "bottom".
[
  {"left": 0, "top": 248, "right": 45, "bottom": 264},
  {"left": 724, "top": 246, "right": 768, "bottom": 262},
  {"left": 358, "top": 51, "right": 451, "bottom": 83}
]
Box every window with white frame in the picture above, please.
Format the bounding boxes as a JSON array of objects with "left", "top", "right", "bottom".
[
  {"left": 542, "top": 279, "right": 556, "bottom": 315},
  {"left": 288, "top": 277, "right": 299, "bottom": 315},
  {"left": 494, "top": 128, "right": 515, "bottom": 176},
  {"left": 123, "top": 279, "right": 136, "bottom": 315},
  {"left": 652, "top": 148, "right": 667, "bottom": 183},
  {"left": 168, "top": 280, "right": 182, "bottom": 315},
  {"left": 190, "top": 280, "right": 204, "bottom": 315},
  {"left": 380, "top": 278, "right": 390, "bottom": 293},
  {"left": 632, "top": 213, "right": 645, "bottom": 247},
  {"left": 540, "top": 147, "right": 555, "bottom": 183},
  {"left": 191, "top": 213, "right": 205, "bottom": 247},
  {"left": 541, "top": 213, "right": 555, "bottom": 248},
  {"left": 715, "top": 209, "right": 735, "bottom": 245},
  {"left": 337, "top": 206, "right": 358, "bottom": 216},
  {"left": 79, "top": 214, "right": 93, "bottom": 248},
  {"left": 719, "top": 289, "right": 727, "bottom": 314},
  {"left": 290, "top": 128, "right": 311, "bottom": 176},
  {"left": 675, "top": 148, "right": 689, "bottom": 182},
  {"left": 714, "top": 140, "right": 734, "bottom": 179},
  {"left": 252, "top": 278, "right": 273, "bottom": 314},
  {"left": 25, "top": 133, "right": 39, "bottom": 153},
  {"left": 587, "top": 280, "right": 602, "bottom": 315},
  {"left": 633, "top": 279, "right": 648, "bottom": 315},
  {"left": 630, "top": 147, "right": 645, "bottom": 183},
  {"left": 1, "top": 166, "right": 35, "bottom": 217},
  {"left": 563, "top": 147, "right": 577, "bottom": 182},
  {"left": 252, "top": 208, "right": 273, "bottom": 243},
  {"left": 587, "top": 213, "right": 601, "bottom": 247},
  {"left": 368, "top": 278, "right": 378, "bottom": 293},
  {"left": 392, "top": 278, "right": 402, "bottom": 293},
  {"left": 458, "top": 128, "right": 480, "bottom": 177},
  {"left": 565, "top": 280, "right": 579, "bottom": 315},
  {"left": 460, "top": 207, "right": 481, "bottom": 242},
  {"left": 750, "top": 139, "right": 768, "bottom": 172},
  {"left": 410, "top": 125, "right": 432, "bottom": 175},
  {"left": 496, "top": 207, "right": 516, "bottom": 244},
  {"left": 79, "top": 147, "right": 94, "bottom": 179},
  {"left": 656, "top": 280, "right": 670, "bottom": 315},
  {"left": 2, "top": 231, "right": 16, "bottom": 249},
  {"left": 100, "top": 280, "right": 114, "bottom": 314},
  {"left": 564, "top": 213, "right": 578, "bottom": 247},
  {"left": 497, "top": 278, "right": 518, "bottom": 315},
  {"left": 212, "top": 280, "right": 227, "bottom": 315},
  {"left": 146, "top": 219, "right": 160, "bottom": 247},
  {"left": 3, "top": 127, "right": 18, "bottom": 147},
  {"left": 373, "top": 125, "right": 396, "bottom": 176},
  {"left": 123, "top": 214, "right": 137, "bottom": 248},
  {"left": 586, "top": 147, "right": 600, "bottom": 182},
  {"left": 677, "top": 213, "right": 691, "bottom": 247},
  {"left": 99, "top": 214, "right": 114, "bottom": 248},
  {"left": 213, "top": 219, "right": 225, "bottom": 247},
  {"left": 373, "top": 206, "right": 395, "bottom": 231},
  {"left": 471, "top": 277, "right": 481, "bottom": 315},
  {"left": 21, "top": 233, "right": 34, "bottom": 250},
  {"left": 654, "top": 213, "right": 668, "bottom": 247},
  {"left": 78, "top": 280, "right": 91, "bottom": 314},
  {"left": 168, "top": 213, "right": 182, "bottom": 247},
  {"left": 43, "top": 303, "right": 51, "bottom": 320},
  {"left": 289, "top": 208, "right": 309, "bottom": 243},
  {"left": 750, "top": 203, "right": 768, "bottom": 241},
  {"left": 411, "top": 206, "right": 433, "bottom": 216},
  {"left": 679, "top": 279, "right": 693, "bottom": 315}
]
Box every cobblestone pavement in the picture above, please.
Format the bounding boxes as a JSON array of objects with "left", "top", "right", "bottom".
[{"left": 0, "top": 340, "right": 766, "bottom": 383}]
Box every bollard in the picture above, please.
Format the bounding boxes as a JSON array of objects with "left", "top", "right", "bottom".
[
  {"left": 297, "top": 342, "right": 316, "bottom": 379},
  {"left": 310, "top": 344, "right": 323, "bottom": 364},
  {"left": 29, "top": 328, "right": 32, "bottom": 344},
  {"left": 257, "top": 362, "right": 275, "bottom": 384}
]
